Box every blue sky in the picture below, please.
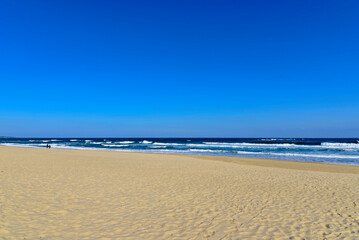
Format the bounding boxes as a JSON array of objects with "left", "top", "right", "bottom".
[{"left": 0, "top": 0, "right": 358, "bottom": 137}]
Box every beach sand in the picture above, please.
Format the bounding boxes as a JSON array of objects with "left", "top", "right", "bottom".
[{"left": 1, "top": 146, "right": 359, "bottom": 239}]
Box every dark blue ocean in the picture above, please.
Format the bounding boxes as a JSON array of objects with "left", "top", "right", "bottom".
[{"left": 1, "top": 138, "right": 359, "bottom": 165}]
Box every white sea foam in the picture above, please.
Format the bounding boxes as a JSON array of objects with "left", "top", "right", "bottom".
[
  {"left": 102, "top": 144, "right": 129, "bottom": 147},
  {"left": 115, "top": 141, "right": 134, "bottom": 144},
  {"left": 48, "top": 144, "right": 111, "bottom": 151},
  {"left": 202, "top": 142, "right": 359, "bottom": 150},
  {"left": 188, "top": 149, "right": 223, "bottom": 153},
  {"left": 321, "top": 142, "right": 359, "bottom": 149},
  {"left": 197, "top": 142, "right": 298, "bottom": 148},
  {"left": 70, "top": 139, "right": 78, "bottom": 142},
  {"left": 0, "top": 143, "right": 47, "bottom": 148},
  {"left": 153, "top": 142, "right": 183, "bottom": 146},
  {"left": 141, "top": 140, "right": 152, "bottom": 144},
  {"left": 236, "top": 151, "right": 359, "bottom": 159},
  {"left": 147, "top": 149, "right": 182, "bottom": 153}
]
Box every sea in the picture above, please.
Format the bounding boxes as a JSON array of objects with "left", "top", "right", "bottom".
[{"left": 1, "top": 138, "right": 359, "bottom": 165}]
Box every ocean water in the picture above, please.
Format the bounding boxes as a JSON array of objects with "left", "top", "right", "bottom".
[{"left": 1, "top": 138, "right": 359, "bottom": 165}]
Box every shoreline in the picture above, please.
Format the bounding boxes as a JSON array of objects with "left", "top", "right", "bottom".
[
  {"left": 1, "top": 145, "right": 359, "bottom": 174},
  {"left": 1, "top": 138, "right": 359, "bottom": 167}
]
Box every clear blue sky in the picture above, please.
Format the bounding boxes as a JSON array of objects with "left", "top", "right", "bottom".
[{"left": 0, "top": 0, "right": 358, "bottom": 137}]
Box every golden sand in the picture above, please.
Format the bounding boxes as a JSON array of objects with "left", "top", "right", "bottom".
[{"left": 1, "top": 146, "right": 359, "bottom": 239}]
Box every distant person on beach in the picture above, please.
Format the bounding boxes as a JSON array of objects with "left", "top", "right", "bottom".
[
  {"left": 46, "top": 144, "right": 49, "bottom": 149},
  {"left": 49, "top": 145, "right": 51, "bottom": 149}
]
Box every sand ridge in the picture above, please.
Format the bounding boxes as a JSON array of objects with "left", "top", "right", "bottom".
[{"left": 1, "top": 146, "right": 359, "bottom": 239}]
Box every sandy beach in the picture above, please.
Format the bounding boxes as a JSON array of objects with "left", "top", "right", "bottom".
[{"left": 1, "top": 146, "right": 359, "bottom": 239}]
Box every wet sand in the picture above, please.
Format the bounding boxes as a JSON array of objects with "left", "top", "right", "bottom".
[{"left": 1, "top": 146, "right": 359, "bottom": 239}]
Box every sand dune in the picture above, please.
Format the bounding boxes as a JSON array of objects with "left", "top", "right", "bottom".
[{"left": 1, "top": 146, "right": 359, "bottom": 239}]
